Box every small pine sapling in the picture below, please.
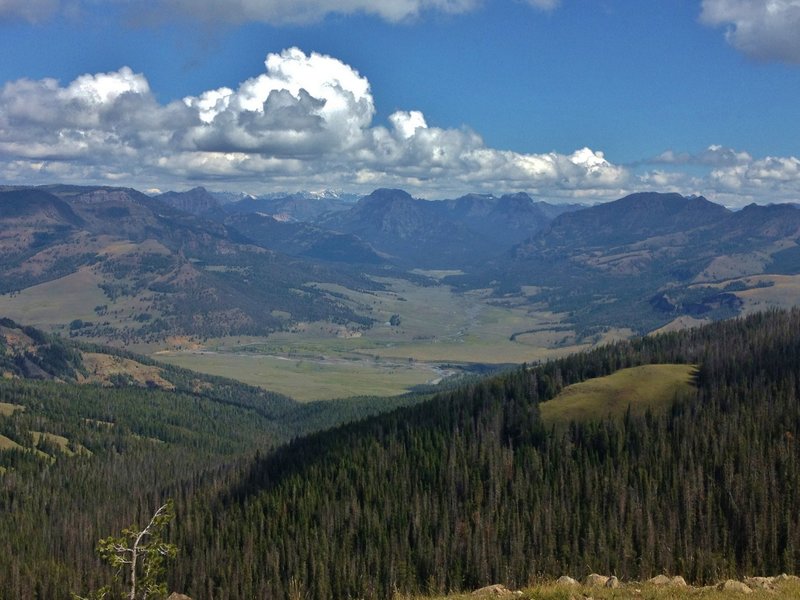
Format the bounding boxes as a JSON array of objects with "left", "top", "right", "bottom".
[{"left": 74, "top": 500, "right": 178, "bottom": 600}]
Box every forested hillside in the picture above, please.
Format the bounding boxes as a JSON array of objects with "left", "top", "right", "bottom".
[
  {"left": 171, "top": 309, "right": 800, "bottom": 599},
  {"left": 0, "top": 323, "right": 429, "bottom": 599},
  {"left": 3, "top": 310, "right": 800, "bottom": 599}
]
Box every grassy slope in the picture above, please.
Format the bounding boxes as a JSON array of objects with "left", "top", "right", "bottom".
[
  {"left": 415, "top": 578, "right": 800, "bottom": 600},
  {"left": 0, "top": 402, "right": 24, "bottom": 416},
  {"left": 154, "top": 350, "right": 437, "bottom": 401},
  {"left": 539, "top": 363, "right": 697, "bottom": 426},
  {"left": 0, "top": 433, "right": 22, "bottom": 450}
]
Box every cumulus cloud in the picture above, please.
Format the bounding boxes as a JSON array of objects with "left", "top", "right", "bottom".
[
  {"left": 700, "top": 0, "right": 800, "bottom": 63},
  {"left": 709, "top": 155, "right": 800, "bottom": 194},
  {"left": 637, "top": 144, "right": 800, "bottom": 207},
  {"left": 0, "top": 47, "right": 634, "bottom": 199},
  {"left": 2, "top": 48, "right": 797, "bottom": 204}
]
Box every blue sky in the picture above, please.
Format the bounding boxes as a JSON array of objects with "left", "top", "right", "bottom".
[{"left": 0, "top": 0, "right": 798, "bottom": 206}]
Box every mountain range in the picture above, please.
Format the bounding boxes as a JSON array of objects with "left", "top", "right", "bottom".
[{"left": 1, "top": 184, "right": 800, "bottom": 344}]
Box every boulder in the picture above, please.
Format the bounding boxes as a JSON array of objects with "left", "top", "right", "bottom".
[
  {"left": 744, "top": 576, "right": 774, "bottom": 590},
  {"left": 717, "top": 580, "right": 753, "bottom": 594},
  {"left": 584, "top": 573, "right": 609, "bottom": 587},
  {"left": 604, "top": 576, "right": 621, "bottom": 588},
  {"left": 555, "top": 576, "right": 579, "bottom": 586},
  {"left": 167, "top": 595, "right": 192, "bottom": 600},
  {"left": 648, "top": 574, "right": 687, "bottom": 587},
  {"left": 472, "top": 584, "right": 516, "bottom": 596},
  {"left": 669, "top": 576, "right": 688, "bottom": 587}
]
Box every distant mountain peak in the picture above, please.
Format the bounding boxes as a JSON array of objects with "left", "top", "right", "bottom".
[
  {"left": 360, "top": 188, "right": 416, "bottom": 203},
  {"left": 156, "top": 187, "right": 220, "bottom": 216}
]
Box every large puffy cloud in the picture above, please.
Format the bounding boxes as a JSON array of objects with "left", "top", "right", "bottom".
[
  {"left": 0, "top": 47, "right": 632, "bottom": 199},
  {"left": 183, "top": 47, "right": 373, "bottom": 156},
  {"left": 2, "top": 48, "right": 798, "bottom": 205},
  {"left": 700, "top": 0, "right": 800, "bottom": 63}
]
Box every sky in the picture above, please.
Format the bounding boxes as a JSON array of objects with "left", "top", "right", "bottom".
[{"left": 0, "top": 0, "right": 799, "bottom": 206}]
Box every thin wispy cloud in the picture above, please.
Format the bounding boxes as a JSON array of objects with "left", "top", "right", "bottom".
[
  {"left": 0, "top": 0, "right": 59, "bottom": 23},
  {"left": 0, "top": 0, "right": 563, "bottom": 26}
]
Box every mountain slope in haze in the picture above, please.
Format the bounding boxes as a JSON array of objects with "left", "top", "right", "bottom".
[
  {"left": 166, "top": 309, "right": 800, "bottom": 599},
  {"left": 320, "top": 188, "right": 564, "bottom": 268},
  {"left": 439, "top": 192, "right": 579, "bottom": 245},
  {"left": 223, "top": 190, "right": 359, "bottom": 222},
  {"left": 0, "top": 185, "right": 380, "bottom": 342},
  {"left": 525, "top": 191, "right": 729, "bottom": 249},
  {"left": 319, "top": 188, "right": 491, "bottom": 267},
  {"left": 155, "top": 186, "right": 221, "bottom": 216},
  {"left": 224, "top": 212, "right": 386, "bottom": 264},
  {"left": 470, "top": 192, "right": 800, "bottom": 334}
]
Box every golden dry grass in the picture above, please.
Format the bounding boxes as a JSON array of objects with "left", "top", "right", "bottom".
[
  {"left": 0, "top": 267, "right": 109, "bottom": 327},
  {"left": 31, "top": 431, "right": 90, "bottom": 457},
  {"left": 412, "top": 577, "right": 800, "bottom": 600},
  {"left": 81, "top": 352, "right": 175, "bottom": 390},
  {"left": 0, "top": 401, "right": 25, "bottom": 416},
  {"left": 0, "top": 433, "right": 22, "bottom": 451},
  {"left": 539, "top": 364, "right": 697, "bottom": 427}
]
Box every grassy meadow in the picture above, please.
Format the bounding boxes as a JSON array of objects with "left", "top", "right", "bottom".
[
  {"left": 156, "top": 278, "right": 611, "bottom": 400},
  {"left": 539, "top": 364, "right": 697, "bottom": 426},
  {"left": 0, "top": 268, "right": 703, "bottom": 402}
]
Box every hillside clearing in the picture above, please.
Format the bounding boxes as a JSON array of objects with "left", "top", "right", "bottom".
[
  {"left": 31, "top": 431, "right": 90, "bottom": 456},
  {"left": 0, "top": 433, "right": 22, "bottom": 450},
  {"left": 539, "top": 363, "right": 697, "bottom": 426},
  {"left": 0, "top": 402, "right": 24, "bottom": 416}
]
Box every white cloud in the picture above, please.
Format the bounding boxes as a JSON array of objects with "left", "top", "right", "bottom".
[
  {"left": 652, "top": 145, "right": 752, "bottom": 167},
  {"left": 1, "top": 0, "right": 566, "bottom": 25},
  {"left": 638, "top": 145, "right": 800, "bottom": 207},
  {"left": 0, "top": 48, "right": 634, "bottom": 199},
  {"left": 0, "top": 0, "right": 59, "bottom": 23},
  {"left": 709, "top": 155, "right": 800, "bottom": 192},
  {"left": 700, "top": 0, "right": 800, "bottom": 63},
  {"left": 524, "top": 0, "right": 561, "bottom": 10},
  {"left": 1, "top": 49, "right": 797, "bottom": 205},
  {"left": 155, "top": 0, "right": 481, "bottom": 24}
]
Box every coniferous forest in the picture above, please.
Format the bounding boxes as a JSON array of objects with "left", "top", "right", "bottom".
[{"left": 3, "top": 309, "right": 800, "bottom": 598}]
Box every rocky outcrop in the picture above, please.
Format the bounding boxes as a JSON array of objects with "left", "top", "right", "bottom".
[
  {"left": 647, "top": 574, "right": 687, "bottom": 587},
  {"left": 584, "top": 573, "right": 609, "bottom": 587},
  {"left": 744, "top": 576, "right": 775, "bottom": 590},
  {"left": 555, "top": 575, "right": 579, "bottom": 586},
  {"left": 471, "top": 584, "right": 522, "bottom": 596},
  {"left": 718, "top": 579, "right": 753, "bottom": 594}
]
